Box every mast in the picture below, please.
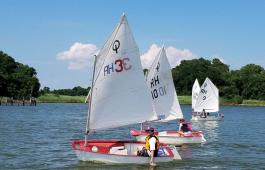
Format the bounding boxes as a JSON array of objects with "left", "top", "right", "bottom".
[{"left": 84, "top": 55, "right": 97, "bottom": 146}]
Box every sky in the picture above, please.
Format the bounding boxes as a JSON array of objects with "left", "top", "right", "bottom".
[{"left": 1, "top": 0, "right": 265, "bottom": 89}]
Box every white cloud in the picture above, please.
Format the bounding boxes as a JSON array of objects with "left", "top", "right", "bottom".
[
  {"left": 166, "top": 46, "right": 195, "bottom": 68},
  {"left": 140, "top": 44, "right": 161, "bottom": 69},
  {"left": 58, "top": 42, "right": 196, "bottom": 70},
  {"left": 57, "top": 42, "right": 98, "bottom": 70},
  {"left": 140, "top": 44, "right": 196, "bottom": 69}
]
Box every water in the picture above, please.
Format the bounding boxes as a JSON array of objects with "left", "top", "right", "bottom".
[{"left": 0, "top": 104, "right": 265, "bottom": 169}]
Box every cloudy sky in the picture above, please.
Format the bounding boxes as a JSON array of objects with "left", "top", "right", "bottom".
[{"left": 1, "top": 0, "right": 265, "bottom": 89}]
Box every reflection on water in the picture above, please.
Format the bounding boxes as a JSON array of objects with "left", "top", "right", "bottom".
[
  {"left": 177, "top": 144, "right": 192, "bottom": 159},
  {"left": 1, "top": 104, "right": 265, "bottom": 169},
  {"left": 193, "top": 121, "right": 219, "bottom": 143}
]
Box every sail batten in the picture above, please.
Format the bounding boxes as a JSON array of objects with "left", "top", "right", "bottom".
[
  {"left": 88, "top": 15, "right": 157, "bottom": 131},
  {"left": 146, "top": 47, "right": 183, "bottom": 121}
]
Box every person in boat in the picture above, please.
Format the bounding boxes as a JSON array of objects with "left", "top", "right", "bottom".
[
  {"left": 145, "top": 127, "right": 160, "bottom": 166},
  {"left": 201, "top": 109, "right": 207, "bottom": 118},
  {"left": 178, "top": 119, "right": 184, "bottom": 131},
  {"left": 179, "top": 119, "right": 192, "bottom": 134}
]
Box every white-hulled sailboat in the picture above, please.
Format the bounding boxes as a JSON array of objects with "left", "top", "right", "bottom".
[
  {"left": 191, "top": 77, "right": 224, "bottom": 121},
  {"left": 130, "top": 47, "right": 206, "bottom": 145},
  {"left": 71, "top": 14, "right": 181, "bottom": 164}
]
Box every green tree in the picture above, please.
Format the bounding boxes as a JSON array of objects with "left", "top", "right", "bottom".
[
  {"left": 172, "top": 58, "right": 230, "bottom": 96},
  {"left": 0, "top": 51, "right": 40, "bottom": 99},
  {"left": 52, "top": 86, "right": 89, "bottom": 96},
  {"left": 233, "top": 64, "right": 265, "bottom": 100}
]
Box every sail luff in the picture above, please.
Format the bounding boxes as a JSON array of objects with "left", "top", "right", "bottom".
[
  {"left": 85, "top": 55, "right": 97, "bottom": 133},
  {"left": 92, "top": 17, "right": 124, "bottom": 86},
  {"left": 84, "top": 55, "right": 97, "bottom": 145}
]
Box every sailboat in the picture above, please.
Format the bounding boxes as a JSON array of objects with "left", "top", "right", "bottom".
[
  {"left": 192, "top": 79, "right": 200, "bottom": 111},
  {"left": 130, "top": 47, "right": 206, "bottom": 145},
  {"left": 191, "top": 77, "right": 224, "bottom": 121},
  {"left": 71, "top": 14, "right": 181, "bottom": 164}
]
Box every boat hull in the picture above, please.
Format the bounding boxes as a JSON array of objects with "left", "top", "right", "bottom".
[
  {"left": 72, "top": 140, "right": 180, "bottom": 164},
  {"left": 191, "top": 113, "right": 224, "bottom": 121},
  {"left": 131, "top": 130, "right": 206, "bottom": 145}
]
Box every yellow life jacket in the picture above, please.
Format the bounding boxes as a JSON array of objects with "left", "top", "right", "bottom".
[{"left": 145, "top": 135, "right": 160, "bottom": 150}]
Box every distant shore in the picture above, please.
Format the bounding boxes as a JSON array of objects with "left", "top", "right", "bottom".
[
  {"left": 36, "top": 93, "right": 265, "bottom": 106},
  {"left": 37, "top": 94, "right": 86, "bottom": 103}
]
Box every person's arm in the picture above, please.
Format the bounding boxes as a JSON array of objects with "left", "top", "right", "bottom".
[{"left": 179, "top": 123, "right": 182, "bottom": 131}]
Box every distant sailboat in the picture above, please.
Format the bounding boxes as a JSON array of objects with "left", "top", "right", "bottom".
[
  {"left": 191, "top": 77, "right": 224, "bottom": 121},
  {"left": 71, "top": 14, "right": 180, "bottom": 164},
  {"left": 131, "top": 47, "right": 206, "bottom": 145},
  {"left": 192, "top": 79, "right": 200, "bottom": 111}
]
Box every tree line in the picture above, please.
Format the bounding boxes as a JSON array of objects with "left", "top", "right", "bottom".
[
  {"left": 39, "top": 86, "right": 90, "bottom": 96},
  {"left": 0, "top": 51, "right": 40, "bottom": 99},
  {"left": 1, "top": 50, "right": 265, "bottom": 103},
  {"left": 172, "top": 58, "right": 265, "bottom": 103},
  {"left": 42, "top": 58, "right": 265, "bottom": 104}
]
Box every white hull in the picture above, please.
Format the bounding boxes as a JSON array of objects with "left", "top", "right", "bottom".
[
  {"left": 135, "top": 133, "right": 206, "bottom": 146},
  {"left": 131, "top": 130, "right": 206, "bottom": 145},
  {"left": 72, "top": 140, "right": 180, "bottom": 164},
  {"left": 74, "top": 149, "right": 174, "bottom": 164},
  {"left": 191, "top": 114, "right": 224, "bottom": 121}
]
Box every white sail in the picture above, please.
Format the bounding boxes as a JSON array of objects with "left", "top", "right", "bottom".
[
  {"left": 194, "top": 77, "right": 219, "bottom": 112},
  {"left": 192, "top": 79, "right": 200, "bottom": 110},
  {"left": 146, "top": 47, "right": 183, "bottom": 121},
  {"left": 88, "top": 14, "right": 157, "bottom": 131}
]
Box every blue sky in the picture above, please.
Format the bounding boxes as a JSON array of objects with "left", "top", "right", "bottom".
[{"left": 1, "top": 0, "right": 265, "bottom": 89}]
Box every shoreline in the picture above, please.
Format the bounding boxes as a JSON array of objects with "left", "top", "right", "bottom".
[
  {"left": 2, "top": 94, "right": 265, "bottom": 106},
  {"left": 35, "top": 94, "right": 265, "bottom": 107}
]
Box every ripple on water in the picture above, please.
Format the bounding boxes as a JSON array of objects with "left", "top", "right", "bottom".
[{"left": 1, "top": 104, "right": 265, "bottom": 169}]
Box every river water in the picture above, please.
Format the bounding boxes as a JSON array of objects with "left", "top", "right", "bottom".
[{"left": 0, "top": 104, "right": 265, "bottom": 169}]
